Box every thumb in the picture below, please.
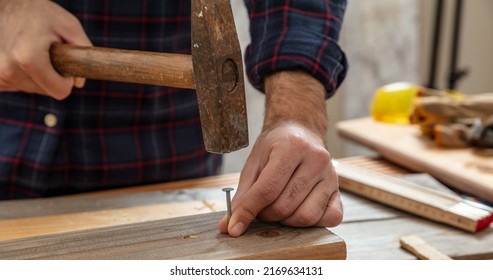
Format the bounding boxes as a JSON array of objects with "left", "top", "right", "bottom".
[{"left": 227, "top": 189, "right": 268, "bottom": 237}]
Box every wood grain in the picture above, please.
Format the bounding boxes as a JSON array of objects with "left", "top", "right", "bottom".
[
  {"left": 330, "top": 212, "right": 493, "bottom": 260},
  {"left": 0, "top": 212, "right": 346, "bottom": 260},
  {"left": 75, "top": 173, "right": 240, "bottom": 197},
  {"left": 191, "top": 0, "right": 249, "bottom": 153},
  {"left": 0, "top": 199, "right": 224, "bottom": 242},
  {"left": 337, "top": 117, "right": 493, "bottom": 203},
  {"left": 2, "top": 170, "right": 492, "bottom": 260},
  {"left": 0, "top": 174, "right": 238, "bottom": 242},
  {"left": 400, "top": 235, "right": 452, "bottom": 260}
]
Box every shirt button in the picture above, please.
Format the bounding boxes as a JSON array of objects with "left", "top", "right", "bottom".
[{"left": 44, "top": 113, "right": 58, "bottom": 128}]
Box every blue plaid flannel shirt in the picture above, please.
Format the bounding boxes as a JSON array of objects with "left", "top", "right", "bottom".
[{"left": 0, "top": 0, "right": 347, "bottom": 199}]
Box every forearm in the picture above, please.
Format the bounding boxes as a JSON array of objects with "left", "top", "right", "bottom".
[{"left": 263, "top": 71, "right": 328, "bottom": 142}]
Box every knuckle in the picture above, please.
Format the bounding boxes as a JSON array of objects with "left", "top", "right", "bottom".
[
  {"left": 64, "top": 13, "right": 87, "bottom": 37},
  {"left": 297, "top": 210, "right": 322, "bottom": 227},
  {"left": 328, "top": 167, "right": 339, "bottom": 182},
  {"left": 328, "top": 207, "right": 343, "bottom": 226},
  {"left": 321, "top": 191, "right": 343, "bottom": 227},
  {"left": 0, "top": 60, "right": 16, "bottom": 83},
  {"left": 287, "top": 133, "right": 309, "bottom": 149},
  {"left": 65, "top": 13, "right": 83, "bottom": 29},
  {"left": 318, "top": 191, "right": 331, "bottom": 209},
  {"left": 274, "top": 158, "right": 291, "bottom": 178},
  {"left": 51, "top": 85, "right": 72, "bottom": 100},
  {"left": 270, "top": 201, "right": 293, "bottom": 218},
  {"left": 312, "top": 147, "right": 331, "bottom": 163},
  {"left": 258, "top": 180, "right": 281, "bottom": 203},
  {"left": 237, "top": 203, "right": 258, "bottom": 222},
  {"left": 12, "top": 51, "right": 35, "bottom": 72},
  {"left": 282, "top": 176, "right": 308, "bottom": 200},
  {"left": 309, "top": 147, "right": 332, "bottom": 169},
  {"left": 299, "top": 192, "right": 331, "bottom": 226},
  {"left": 52, "top": 91, "right": 70, "bottom": 100}
]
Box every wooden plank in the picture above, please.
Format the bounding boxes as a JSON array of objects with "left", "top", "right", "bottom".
[
  {"left": 76, "top": 173, "right": 240, "bottom": 197},
  {"left": 335, "top": 161, "right": 493, "bottom": 232},
  {"left": 0, "top": 188, "right": 227, "bottom": 220},
  {"left": 330, "top": 215, "right": 493, "bottom": 260},
  {"left": 0, "top": 174, "right": 239, "bottom": 241},
  {"left": 0, "top": 186, "right": 398, "bottom": 243},
  {"left": 0, "top": 199, "right": 225, "bottom": 242},
  {"left": 337, "top": 117, "right": 493, "bottom": 203},
  {"left": 399, "top": 235, "right": 452, "bottom": 260},
  {"left": 0, "top": 189, "right": 400, "bottom": 243},
  {"left": 0, "top": 212, "right": 346, "bottom": 260}
]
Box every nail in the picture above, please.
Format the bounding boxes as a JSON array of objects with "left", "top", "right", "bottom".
[{"left": 222, "top": 187, "right": 234, "bottom": 225}]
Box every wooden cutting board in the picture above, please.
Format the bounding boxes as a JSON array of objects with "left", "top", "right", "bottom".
[{"left": 337, "top": 117, "right": 493, "bottom": 203}]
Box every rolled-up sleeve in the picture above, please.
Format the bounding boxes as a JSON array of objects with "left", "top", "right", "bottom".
[{"left": 244, "top": 0, "right": 348, "bottom": 98}]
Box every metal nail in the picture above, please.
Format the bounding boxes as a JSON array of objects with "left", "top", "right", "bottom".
[{"left": 222, "top": 187, "right": 234, "bottom": 224}]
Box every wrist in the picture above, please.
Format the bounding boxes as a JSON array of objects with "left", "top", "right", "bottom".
[{"left": 263, "top": 71, "right": 328, "bottom": 140}]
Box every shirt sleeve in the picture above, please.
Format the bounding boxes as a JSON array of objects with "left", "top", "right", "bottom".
[{"left": 244, "top": 0, "right": 348, "bottom": 98}]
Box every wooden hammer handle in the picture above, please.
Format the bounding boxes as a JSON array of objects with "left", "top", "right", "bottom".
[{"left": 50, "top": 43, "right": 196, "bottom": 89}]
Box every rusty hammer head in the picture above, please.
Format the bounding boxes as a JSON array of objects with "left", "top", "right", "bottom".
[
  {"left": 49, "top": 0, "right": 248, "bottom": 154},
  {"left": 191, "top": 0, "right": 249, "bottom": 154}
]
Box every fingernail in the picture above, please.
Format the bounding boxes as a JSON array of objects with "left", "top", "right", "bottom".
[
  {"left": 74, "top": 77, "right": 86, "bottom": 88},
  {"left": 230, "top": 222, "right": 245, "bottom": 237}
]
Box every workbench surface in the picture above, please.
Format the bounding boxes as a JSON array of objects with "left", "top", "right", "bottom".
[{"left": 1, "top": 160, "right": 492, "bottom": 260}]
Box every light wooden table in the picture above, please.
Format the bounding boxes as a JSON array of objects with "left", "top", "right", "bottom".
[{"left": 0, "top": 158, "right": 492, "bottom": 259}]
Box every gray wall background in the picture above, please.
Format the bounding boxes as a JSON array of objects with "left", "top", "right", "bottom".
[{"left": 222, "top": 0, "right": 493, "bottom": 174}]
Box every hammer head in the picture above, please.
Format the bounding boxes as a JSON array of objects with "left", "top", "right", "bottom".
[{"left": 191, "top": 0, "right": 249, "bottom": 154}]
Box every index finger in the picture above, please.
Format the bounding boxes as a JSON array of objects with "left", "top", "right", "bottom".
[{"left": 227, "top": 152, "right": 300, "bottom": 237}]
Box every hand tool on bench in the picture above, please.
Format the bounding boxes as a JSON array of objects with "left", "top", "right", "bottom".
[
  {"left": 334, "top": 159, "right": 493, "bottom": 233},
  {"left": 399, "top": 235, "right": 453, "bottom": 260},
  {"left": 49, "top": 0, "right": 248, "bottom": 154}
]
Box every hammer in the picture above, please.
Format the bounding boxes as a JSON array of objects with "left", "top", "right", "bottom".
[{"left": 49, "top": 0, "right": 248, "bottom": 154}]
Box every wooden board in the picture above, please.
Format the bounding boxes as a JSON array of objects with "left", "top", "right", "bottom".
[
  {"left": 399, "top": 235, "right": 452, "bottom": 260},
  {"left": 332, "top": 158, "right": 493, "bottom": 260},
  {"left": 3, "top": 164, "right": 492, "bottom": 260},
  {"left": 0, "top": 199, "right": 224, "bottom": 242},
  {"left": 0, "top": 212, "right": 346, "bottom": 260},
  {"left": 0, "top": 189, "right": 228, "bottom": 220},
  {"left": 337, "top": 117, "right": 493, "bottom": 203},
  {"left": 0, "top": 174, "right": 239, "bottom": 242},
  {"left": 330, "top": 207, "right": 493, "bottom": 260}
]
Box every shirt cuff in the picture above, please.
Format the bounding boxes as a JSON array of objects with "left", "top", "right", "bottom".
[
  {"left": 245, "top": 31, "right": 348, "bottom": 98},
  {"left": 244, "top": 0, "right": 349, "bottom": 98}
]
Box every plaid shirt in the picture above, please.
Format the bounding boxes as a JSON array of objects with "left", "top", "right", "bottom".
[{"left": 0, "top": 0, "right": 347, "bottom": 200}]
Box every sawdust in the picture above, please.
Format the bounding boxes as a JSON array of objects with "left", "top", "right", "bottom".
[
  {"left": 182, "top": 235, "right": 198, "bottom": 240},
  {"left": 193, "top": 199, "right": 216, "bottom": 212}
]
